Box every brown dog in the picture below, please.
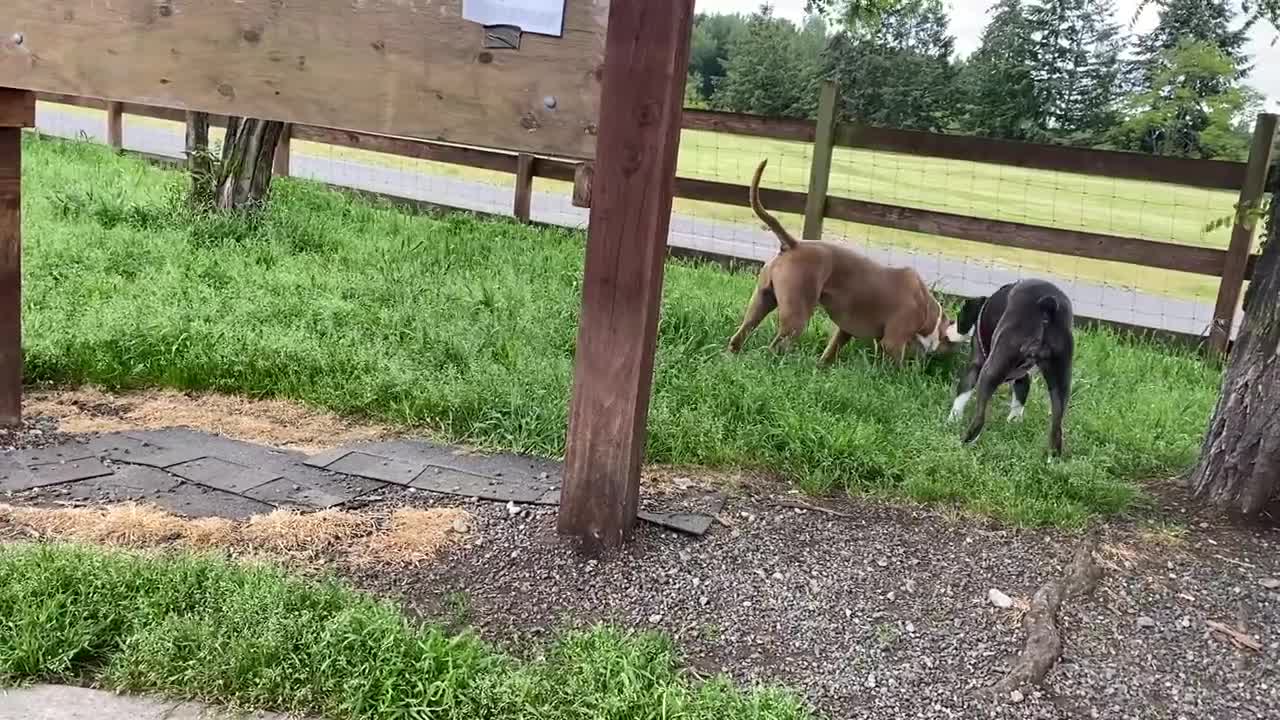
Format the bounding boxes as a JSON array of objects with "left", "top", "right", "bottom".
[{"left": 728, "top": 160, "right": 961, "bottom": 365}]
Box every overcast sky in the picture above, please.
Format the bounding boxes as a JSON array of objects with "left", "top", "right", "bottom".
[{"left": 695, "top": 0, "right": 1280, "bottom": 111}]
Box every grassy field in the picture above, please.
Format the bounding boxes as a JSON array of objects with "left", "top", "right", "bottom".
[
  {"left": 0, "top": 543, "right": 811, "bottom": 718},
  {"left": 45, "top": 102, "right": 1243, "bottom": 301},
  {"left": 21, "top": 136, "right": 1222, "bottom": 526}
]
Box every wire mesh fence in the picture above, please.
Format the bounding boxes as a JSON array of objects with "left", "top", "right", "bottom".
[{"left": 30, "top": 97, "right": 1258, "bottom": 339}]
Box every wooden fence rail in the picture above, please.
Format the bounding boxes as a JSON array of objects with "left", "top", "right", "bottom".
[{"left": 31, "top": 91, "right": 1277, "bottom": 347}]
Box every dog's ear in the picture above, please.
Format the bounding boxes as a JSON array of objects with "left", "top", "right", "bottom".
[{"left": 957, "top": 296, "right": 985, "bottom": 335}]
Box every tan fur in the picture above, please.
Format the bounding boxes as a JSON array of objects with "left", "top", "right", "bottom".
[{"left": 728, "top": 160, "right": 959, "bottom": 365}]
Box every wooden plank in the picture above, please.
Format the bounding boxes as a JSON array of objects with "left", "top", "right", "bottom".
[
  {"left": 803, "top": 80, "right": 838, "bottom": 240},
  {"left": 1209, "top": 114, "right": 1278, "bottom": 355},
  {"left": 834, "top": 123, "right": 1247, "bottom": 191},
  {"left": 572, "top": 162, "right": 594, "bottom": 207},
  {"left": 0, "top": 88, "right": 34, "bottom": 127},
  {"left": 273, "top": 123, "right": 291, "bottom": 177},
  {"left": 825, "top": 196, "right": 1233, "bottom": 276},
  {"left": 513, "top": 153, "right": 534, "bottom": 223},
  {"left": 106, "top": 101, "right": 123, "bottom": 150},
  {"left": 682, "top": 109, "right": 814, "bottom": 142},
  {"left": 291, "top": 124, "right": 517, "bottom": 174},
  {"left": 0, "top": 90, "right": 29, "bottom": 427},
  {"left": 559, "top": 0, "right": 694, "bottom": 548},
  {"left": 3, "top": 1, "right": 608, "bottom": 158}
]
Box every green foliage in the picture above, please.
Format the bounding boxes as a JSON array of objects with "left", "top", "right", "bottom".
[
  {"left": 1112, "top": 39, "right": 1261, "bottom": 159},
  {"left": 712, "top": 6, "right": 824, "bottom": 118},
  {"left": 0, "top": 543, "right": 812, "bottom": 719},
  {"left": 958, "top": 0, "right": 1045, "bottom": 140},
  {"left": 1026, "top": 0, "right": 1128, "bottom": 142},
  {"left": 820, "top": 0, "right": 957, "bottom": 131},
  {"left": 22, "top": 137, "right": 1225, "bottom": 526}
]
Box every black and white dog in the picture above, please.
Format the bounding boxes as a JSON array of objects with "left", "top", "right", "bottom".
[{"left": 946, "top": 279, "right": 1075, "bottom": 456}]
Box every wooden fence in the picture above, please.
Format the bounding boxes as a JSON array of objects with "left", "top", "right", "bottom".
[{"left": 34, "top": 88, "right": 1279, "bottom": 354}]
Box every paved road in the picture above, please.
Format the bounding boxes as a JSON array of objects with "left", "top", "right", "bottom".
[
  {"left": 0, "top": 684, "right": 305, "bottom": 720},
  {"left": 34, "top": 105, "right": 1233, "bottom": 338}
]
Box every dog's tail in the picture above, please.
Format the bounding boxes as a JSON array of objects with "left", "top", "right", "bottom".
[{"left": 750, "top": 160, "right": 800, "bottom": 252}]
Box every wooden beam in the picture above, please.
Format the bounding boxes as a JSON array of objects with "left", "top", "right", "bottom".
[
  {"left": 272, "top": 123, "right": 292, "bottom": 177},
  {"left": 291, "top": 124, "right": 518, "bottom": 174},
  {"left": 1209, "top": 113, "right": 1278, "bottom": 355},
  {"left": 4, "top": 0, "right": 607, "bottom": 158},
  {"left": 803, "top": 80, "right": 838, "bottom": 240},
  {"left": 559, "top": 0, "right": 694, "bottom": 548},
  {"left": 106, "top": 101, "right": 123, "bottom": 151},
  {"left": 833, "top": 123, "right": 1247, "bottom": 191},
  {"left": 682, "top": 108, "right": 815, "bottom": 143},
  {"left": 513, "top": 153, "right": 535, "bottom": 223},
  {"left": 0, "top": 88, "right": 31, "bottom": 428},
  {"left": 825, "top": 195, "right": 1234, "bottom": 277}
]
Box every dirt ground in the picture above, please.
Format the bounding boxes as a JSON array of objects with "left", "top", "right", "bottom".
[{"left": 4, "top": 389, "right": 1279, "bottom": 719}]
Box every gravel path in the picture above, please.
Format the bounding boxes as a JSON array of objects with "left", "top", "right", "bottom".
[
  {"left": 347, "top": 484, "right": 1279, "bottom": 719},
  {"left": 4, "top": 419, "right": 1277, "bottom": 719}
]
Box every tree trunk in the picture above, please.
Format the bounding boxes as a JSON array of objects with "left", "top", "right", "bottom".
[
  {"left": 214, "top": 117, "right": 285, "bottom": 210},
  {"left": 185, "top": 111, "right": 213, "bottom": 208},
  {"left": 1188, "top": 186, "right": 1280, "bottom": 516},
  {"left": 183, "top": 113, "right": 284, "bottom": 211}
]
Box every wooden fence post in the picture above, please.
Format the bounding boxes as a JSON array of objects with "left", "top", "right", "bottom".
[
  {"left": 106, "top": 101, "right": 123, "bottom": 151},
  {"left": 572, "top": 162, "right": 594, "bottom": 208},
  {"left": 803, "top": 80, "right": 839, "bottom": 240},
  {"left": 0, "top": 89, "right": 34, "bottom": 427},
  {"left": 513, "top": 153, "right": 534, "bottom": 223},
  {"left": 1209, "top": 113, "right": 1277, "bottom": 355},
  {"left": 272, "top": 123, "right": 292, "bottom": 177},
  {"left": 558, "top": 0, "right": 695, "bottom": 549}
]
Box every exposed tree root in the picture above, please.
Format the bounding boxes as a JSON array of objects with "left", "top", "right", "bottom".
[{"left": 992, "top": 533, "right": 1102, "bottom": 696}]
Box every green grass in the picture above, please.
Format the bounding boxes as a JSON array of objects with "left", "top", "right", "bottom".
[
  {"left": 21, "top": 135, "right": 1222, "bottom": 526},
  {"left": 53, "top": 102, "right": 1241, "bottom": 300},
  {"left": 0, "top": 543, "right": 811, "bottom": 719}
]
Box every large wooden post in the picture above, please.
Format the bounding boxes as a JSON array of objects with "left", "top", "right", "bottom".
[
  {"left": 803, "top": 80, "right": 839, "bottom": 241},
  {"left": 513, "top": 153, "right": 535, "bottom": 223},
  {"left": 558, "top": 0, "right": 695, "bottom": 548},
  {"left": 106, "top": 101, "right": 124, "bottom": 151},
  {"left": 272, "top": 123, "right": 292, "bottom": 177},
  {"left": 0, "top": 89, "right": 33, "bottom": 428},
  {"left": 1209, "top": 113, "right": 1277, "bottom": 355}
]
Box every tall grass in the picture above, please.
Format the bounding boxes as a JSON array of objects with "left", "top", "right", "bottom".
[
  {"left": 20, "top": 134, "right": 1221, "bottom": 525},
  {"left": 0, "top": 543, "right": 811, "bottom": 719}
]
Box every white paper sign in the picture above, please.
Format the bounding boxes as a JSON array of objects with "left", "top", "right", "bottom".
[{"left": 462, "top": 0, "right": 567, "bottom": 38}]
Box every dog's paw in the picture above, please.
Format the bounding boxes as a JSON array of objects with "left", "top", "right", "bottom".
[
  {"left": 1006, "top": 406, "right": 1025, "bottom": 423},
  {"left": 947, "top": 408, "right": 963, "bottom": 423}
]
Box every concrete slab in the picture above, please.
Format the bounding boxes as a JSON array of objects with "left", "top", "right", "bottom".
[
  {"left": 2, "top": 456, "right": 114, "bottom": 492},
  {"left": 167, "top": 457, "right": 281, "bottom": 495},
  {"left": 0, "top": 684, "right": 305, "bottom": 719},
  {"left": 245, "top": 473, "right": 385, "bottom": 510},
  {"left": 409, "top": 466, "right": 557, "bottom": 504},
  {"left": 325, "top": 451, "right": 425, "bottom": 485},
  {"left": 150, "top": 483, "right": 275, "bottom": 521}
]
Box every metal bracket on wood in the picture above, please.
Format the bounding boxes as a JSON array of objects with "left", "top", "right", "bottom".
[{"left": 482, "top": 25, "right": 522, "bottom": 50}]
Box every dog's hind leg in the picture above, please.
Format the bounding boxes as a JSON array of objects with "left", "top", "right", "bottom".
[
  {"left": 1040, "top": 356, "right": 1071, "bottom": 456},
  {"left": 818, "top": 328, "right": 853, "bottom": 367},
  {"left": 767, "top": 294, "right": 816, "bottom": 354},
  {"left": 961, "top": 354, "right": 1018, "bottom": 446},
  {"left": 1008, "top": 375, "right": 1031, "bottom": 422},
  {"left": 728, "top": 287, "right": 778, "bottom": 353},
  {"left": 949, "top": 361, "right": 981, "bottom": 422}
]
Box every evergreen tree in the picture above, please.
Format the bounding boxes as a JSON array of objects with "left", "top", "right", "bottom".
[
  {"left": 1027, "top": 0, "right": 1126, "bottom": 142},
  {"left": 821, "top": 0, "right": 957, "bottom": 131},
  {"left": 1113, "top": 39, "right": 1261, "bottom": 158},
  {"left": 713, "top": 5, "right": 819, "bottom": 117},
  {"left": 959, "top": 0, "right": 1043, "bottom": 139}
]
